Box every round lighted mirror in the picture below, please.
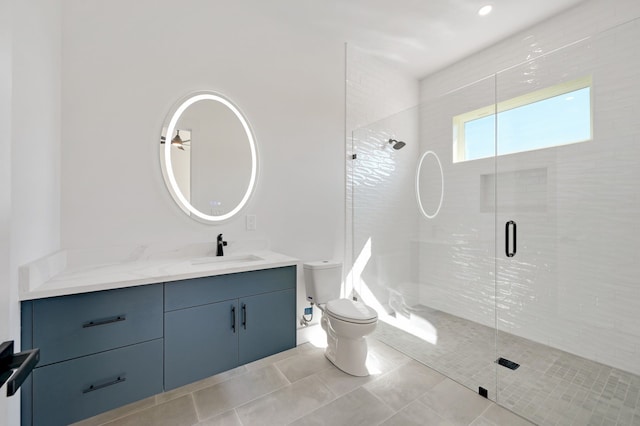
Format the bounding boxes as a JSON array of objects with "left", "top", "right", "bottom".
[
  {"left": 416, "top": 151, "right": 444, "bottom": 219},
  {"left": 160, "top": 91, "right": 258, "bottom": 223}
]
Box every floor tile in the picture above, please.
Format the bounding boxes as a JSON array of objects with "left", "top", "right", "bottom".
[
  {"left": 289, "top": 387, "right": 394, "bottom": 426},
  {"left": 193, "top": 365, "right": 289, "bottom": 420},
  {"left": 102, "top": 395, "right": 198, "bottom": 426},
  {"left": 366, "top": 338, "right": 412, "bottom": 374},
  {"left": 235, "top": 375, "right": 335, "bottom": 425},
  {"left": 244, "top": 347, "right": 300, "bottom": 372},
  {"left": 196, "top": 410, "right": 243, "bottom": 426},
  {"left": 274, "top": 347, "right": 333, "bottom": 383},
  {"left": 379, "top": 400, "right": 454, "bottom": 426},
  {"left": 156, "top": 366, "right": 248, "bottom": 405},
  {"left": 420, "top": 378, "right": 492, "bottom": 425},
  {"left": 71, "top": 396, "right": 157, "bottom": 426},
  {"left": 471, "top": 404, "right": 535, "bottom": 426},
  {"left": 315, "top": 363, "right": 377, "bottom": 397},
  {"left": 364, "top": 360, "right": 447, "bottom": 411}
]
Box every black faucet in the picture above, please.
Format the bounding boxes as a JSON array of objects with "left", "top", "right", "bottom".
[{"left": 216, "top": 234, "right": 228, "bottom": 256}]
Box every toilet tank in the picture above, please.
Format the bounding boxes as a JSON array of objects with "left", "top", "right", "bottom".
[{"left": 303, "top": 261, "right": 342, "bottom": 304}]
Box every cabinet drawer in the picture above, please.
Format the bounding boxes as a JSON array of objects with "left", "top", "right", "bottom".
[
  {"left": 165, "top": 266, "right": 296, "bottom": 311},
  {"left": 32, "top": 284, "right": 163, "bottom": 365},
  {"left": 32, "top": 339, "right": 163, "bottom": 426}
]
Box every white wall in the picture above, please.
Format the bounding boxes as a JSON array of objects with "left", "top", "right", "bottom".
[
  {"left": 11, "top": 0, "right": 61, "bottom": 272},
  {"left": 0, "top": 0, "right": 62, "bottom": 423},
  {"left": 61, "top": 0, "right": 345, "bottom": 253},
  {"left": 418, "top": 0, "right": 640, "bottom": 374},
  {"left": 0, "top": 0, "right": 13, "bottom": 422},
  {"left": 61, "top": 1, "right": 346, "bottom": 338}
]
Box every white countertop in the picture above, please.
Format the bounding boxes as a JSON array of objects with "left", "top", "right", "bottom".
[{"left": 19, "top": 245, "right": 299, "bottom": 301}]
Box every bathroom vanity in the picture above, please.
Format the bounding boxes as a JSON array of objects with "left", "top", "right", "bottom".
[{"left": 18, "top": 249, "right": 297, "bottom": 426}]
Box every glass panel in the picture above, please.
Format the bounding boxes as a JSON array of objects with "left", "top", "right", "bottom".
[
  {"left": 495, "top": 19, "right": 640, "bottom": 425},
  {"left": 350, "top": 75, "right": 499, "bottom": 399}
]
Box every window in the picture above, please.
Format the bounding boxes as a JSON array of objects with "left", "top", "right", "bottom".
[{"left": 453, "top": 76, "right": 592, "bottom": 163}]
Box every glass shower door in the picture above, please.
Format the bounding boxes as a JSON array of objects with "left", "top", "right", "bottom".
[
  {"left": 495, "top": 20, "right": 640, "bottom": 425},
  {"left": 350, "top": 75, "right": 500, "bottom": 400}
]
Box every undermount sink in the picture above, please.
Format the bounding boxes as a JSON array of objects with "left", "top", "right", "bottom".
[{"left": 190, "top": 254, "right": 264, "bottom": 265}]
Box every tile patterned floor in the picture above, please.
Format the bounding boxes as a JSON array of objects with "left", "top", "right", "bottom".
[
  {"left": 72, "top": 338, "right": 533, "bottom": 426},
  {"left": 372, "top": 306, "right": 640, "bottom": 426}
]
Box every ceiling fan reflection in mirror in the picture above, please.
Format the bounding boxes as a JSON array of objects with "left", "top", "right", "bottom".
[{"left": 160, "top": 129, "right": 191, "bottom": 151}]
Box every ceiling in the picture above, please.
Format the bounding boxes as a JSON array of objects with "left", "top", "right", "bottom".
[{"left": 255, "top": 0, "right": 588, "bottom": 78}]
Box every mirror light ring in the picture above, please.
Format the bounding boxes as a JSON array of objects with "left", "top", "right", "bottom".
[
  {"left": 416, "top": 150, "right": 444, "bottom": 219},
  {"left": 164, "top": 92, "right": 257, "bottom": 222}
]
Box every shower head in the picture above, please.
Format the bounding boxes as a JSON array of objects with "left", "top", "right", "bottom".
[{"left": 388, "top": 139, "right": 406, "bottom": 150}]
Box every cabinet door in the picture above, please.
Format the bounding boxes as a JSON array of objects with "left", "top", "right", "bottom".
[
  {"left": 238, "top": 289, "right": 295, "bottom": 365},
  {"left": 164, "top": 300, "right": 238, "bottom": 390}
]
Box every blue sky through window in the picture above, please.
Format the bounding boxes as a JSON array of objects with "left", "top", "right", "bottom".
[{"left": 464, "top": 87, "right": 591, "bottom": 161}]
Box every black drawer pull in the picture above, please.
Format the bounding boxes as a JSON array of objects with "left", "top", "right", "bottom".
[
  {"left": 242, "top": 304, "right": 247, "bottom": 330},
  {"left": 83, "top": 376, "right": 126, "bottom": 394},
  {"left": 82, "top": 315, "right": 126, "bottom": 328},
  {"left": 231, "top": 306, "right": 236, "bottom": 333}
]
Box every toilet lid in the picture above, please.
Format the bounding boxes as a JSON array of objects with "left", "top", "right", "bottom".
[{"left": 326, "top": 299, "right": 378, "bottom": 324}]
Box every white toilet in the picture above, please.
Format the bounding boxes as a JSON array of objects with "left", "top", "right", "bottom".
[{"left": 303, "top": 261, "right": 378, "bottom": 377}]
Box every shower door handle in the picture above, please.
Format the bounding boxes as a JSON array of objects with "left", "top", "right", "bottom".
[{"left": 505, "top": 221, "right": 516, "bottom": 257}]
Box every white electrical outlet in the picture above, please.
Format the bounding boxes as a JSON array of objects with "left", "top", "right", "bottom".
[{"left": 246, "top": 215, "right": 256, "bottom": 231}]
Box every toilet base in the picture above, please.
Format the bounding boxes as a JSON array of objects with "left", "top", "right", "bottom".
[
  {"left": 321, "top": 314, "right": 373, "bottom": 377},
  {"left": 324, "top": 336, "right": 369, "bottom": 377}
]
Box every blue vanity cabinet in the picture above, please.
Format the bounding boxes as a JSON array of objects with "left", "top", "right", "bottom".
[
  {"left": 164, "top": 266, "right": 296, "bottom": 390},
  {"left": 21, "top": 284, "right": 164, "bottom": 426},
  {"left": 164, "top": 300, "right": 239, "bottom": 390},
  {"left": 21, "top": 265, "right": 296, "bottom": 424}
]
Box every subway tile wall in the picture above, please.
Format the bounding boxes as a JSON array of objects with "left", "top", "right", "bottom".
[{"left": 345, "top": 45, "right": 418, "bottom": 300}]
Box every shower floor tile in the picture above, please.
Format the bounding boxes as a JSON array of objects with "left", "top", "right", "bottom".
[{"left": 372, "top": 306, "right": 640, "bottom": 426}]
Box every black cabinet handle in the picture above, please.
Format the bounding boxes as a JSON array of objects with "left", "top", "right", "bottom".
[
  {"left": 231, "top": 306, "right": 236, "bottom": 333},
  {"left": 83, "top": 375, "right": 126, "bottom": 394},
  {"left": 505, "top": 221, "right": 517, "bottom": 257},
  {"left": 242, "top": 304, "right": 247, "bottom": 330},
  {"left": 83, "top": 315, "right": 126, "bottom": 328}
]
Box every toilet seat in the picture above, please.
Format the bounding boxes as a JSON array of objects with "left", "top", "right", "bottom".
[{"left": 326, "top": 299, "right": 377, "bottom": 324}]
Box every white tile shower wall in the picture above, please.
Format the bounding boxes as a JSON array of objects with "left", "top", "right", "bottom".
[
  {"left": 416, "top": 77, "right": 498, "bottom": 329},
  {"left": 418, "top": 0, "right": 640, "bottom": 375},
  {"left": 345, "top": 45, "right": 419, "bottom": 304},
  {"left": 351, "top": 114, "right": 420, "bottom": 312}
]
